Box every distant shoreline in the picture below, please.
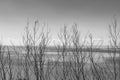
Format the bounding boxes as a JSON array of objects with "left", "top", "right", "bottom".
[{"left": 1, "top": 45, "right": 120, "bottom": 53}]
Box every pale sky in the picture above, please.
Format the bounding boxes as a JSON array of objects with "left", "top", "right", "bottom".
[{"left": 0, "top": 0, "right": 120, "bottom": 45}]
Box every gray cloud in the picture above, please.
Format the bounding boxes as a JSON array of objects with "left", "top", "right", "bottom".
[{"left": 0, "top": 0, "right": 120, "bottom": 45}]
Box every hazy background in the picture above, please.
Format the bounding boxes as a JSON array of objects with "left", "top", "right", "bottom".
[{"left": 0, "top": 0, "right": 120, "bottom": 45}]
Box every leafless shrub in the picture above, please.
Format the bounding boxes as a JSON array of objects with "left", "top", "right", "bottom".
[
  {"left": 107, "top": 18, "right": 120, "bottom": 80},
  {"left": 0, "top": 45, "right": 7, "bottom": 80}
]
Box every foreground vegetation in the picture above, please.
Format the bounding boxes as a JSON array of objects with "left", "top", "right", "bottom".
[{"left": 0, "top": 19, "right": 120, "bottom": 80}]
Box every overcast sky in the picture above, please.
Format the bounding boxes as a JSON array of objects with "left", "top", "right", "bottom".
[{"left": 0, "top": 0, "right": 120, "bottom": 45}]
